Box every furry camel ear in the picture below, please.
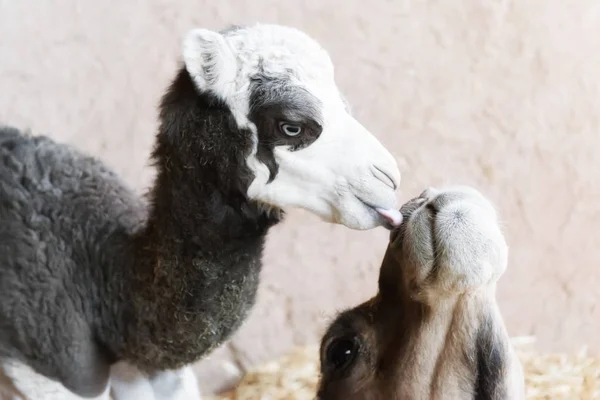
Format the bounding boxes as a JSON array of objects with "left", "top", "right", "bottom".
[{"left": 182, "top": 29, "right": 237, "bottom": 96}]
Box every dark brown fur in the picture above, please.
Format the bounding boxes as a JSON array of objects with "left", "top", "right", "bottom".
[{"left": 0, "top": 67, "right": 283, "bottom": 396}]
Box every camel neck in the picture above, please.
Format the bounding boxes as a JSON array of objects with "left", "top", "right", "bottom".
[{"left": 111, "top": 67, "right": 281, "bottom": 371}]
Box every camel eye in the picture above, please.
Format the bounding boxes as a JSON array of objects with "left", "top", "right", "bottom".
[
  {"left": 325, "top": 337, "right": 359, "bottom": 372},
  {"left": 279, "top": 122, "right": 303, "bottom": 137}
]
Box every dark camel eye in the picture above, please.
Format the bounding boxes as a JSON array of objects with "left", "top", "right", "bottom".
[
  {"left": 279, "top": 122, "right": 303, "bottom": 137},
  {"left": 325, "top": 337, "right": 359, "bottom": 372}
]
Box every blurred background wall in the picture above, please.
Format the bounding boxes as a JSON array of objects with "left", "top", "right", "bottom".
[{"left": 1, "top": 0, "right": 599, "bottom": 395}]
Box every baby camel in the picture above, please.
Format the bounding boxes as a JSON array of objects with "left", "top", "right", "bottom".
[
  {"left": 0, "top": 24, "right": 402, "bottom": 400},
  {"left": 318, "top": 186, "right": 525, "bottom": 400}
]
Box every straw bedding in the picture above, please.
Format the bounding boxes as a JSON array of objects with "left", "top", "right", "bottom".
[{"left": 213, "top": 337, "right": 600, "bottom": 400}]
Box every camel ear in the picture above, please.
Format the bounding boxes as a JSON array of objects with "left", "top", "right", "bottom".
[{"left": 182, "top": 29, "right": 237, "bottom": 96}]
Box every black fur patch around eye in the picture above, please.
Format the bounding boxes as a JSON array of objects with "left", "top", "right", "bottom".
[{"left": 248, "top": 73, "right": 323, "bottom": 183}]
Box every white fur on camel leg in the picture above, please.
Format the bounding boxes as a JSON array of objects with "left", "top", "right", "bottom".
[
  {"left": 1, "top": 360, "right": 110, "bottom": 400},
  {"left": 110, "top": 362, "right": 202, "bottom": 400},
  {"left": 150, "top": 366, "right": 202, "bottom": 400},
  {"left": 109, "top": 361, "right": 156, "bottom": 400}
]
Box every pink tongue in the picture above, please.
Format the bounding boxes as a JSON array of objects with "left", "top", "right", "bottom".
[{"left": 375, "top": 208, "right": 403, "bottom": 227}]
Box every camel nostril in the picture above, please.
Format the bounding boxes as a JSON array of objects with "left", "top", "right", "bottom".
[{"left": 371, "top": 165, "right": 399, "bottom": 190}]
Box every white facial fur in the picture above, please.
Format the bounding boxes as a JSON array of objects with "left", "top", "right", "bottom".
[
  {"left": 182, "top": 24, "right": 401, "bottom": 230},
  {"left": 396, "top": 185, "right": 509, "bottom": 303}
]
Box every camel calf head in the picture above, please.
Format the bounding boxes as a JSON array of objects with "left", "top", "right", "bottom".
[{"left": 317, "top": 186, "right": 525, "bottom": 400}]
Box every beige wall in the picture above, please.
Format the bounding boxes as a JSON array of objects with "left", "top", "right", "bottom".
[{"left": 1, "top": 0, "right": 599, "bottom": 395}]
